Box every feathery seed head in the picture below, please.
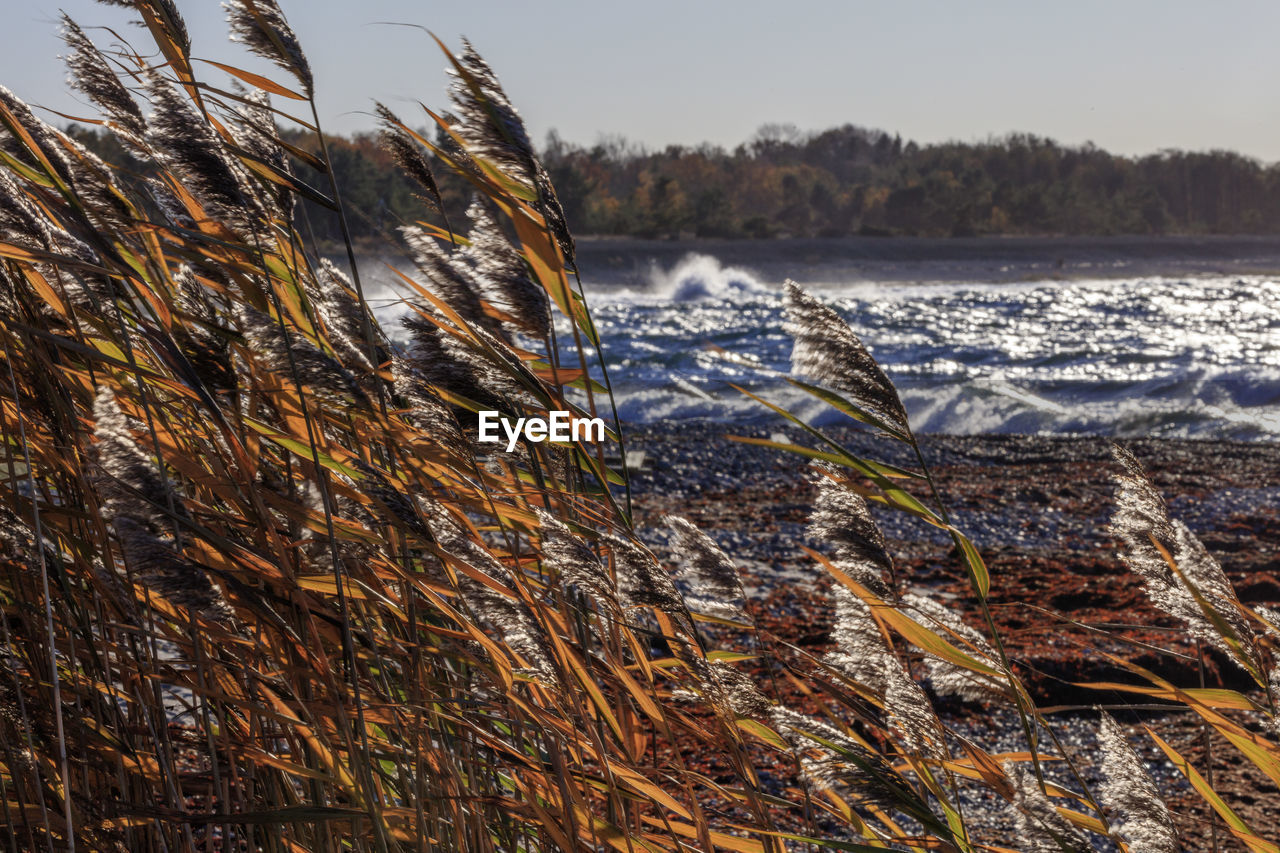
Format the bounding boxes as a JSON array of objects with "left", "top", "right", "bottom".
[
  {"left": 1111, "top": 444, "right": 1254, "bottom": 660},
  {"left": 448, "top": 39, "right": 535, "bottom": 187},
  {"left": 0, "top": 168, "right": 54, "bottom": 248},
  {"left": 446, "top": 40, "right": 575, "bottom": 262},
  {"left": 665, "top": 515, "right": 749, "bottom": 623},
  {"left": 783, "top": 281, "right": 909, "bottom": 437},
  {"left": 464, "top": 199, "right": 551, "bottom": 339},
  {"left": 313, "top": 257, "right": 379, "bottom": 375},
  {"left": 605, "top": 533, "right": 685, "bottom": 615},
  {"left": 399, "top": 314, "right": 483, "bottom": 401},
  {"left": 230, "top": 88, "right": 293, "bottom": 220},
  {"left": 224, "top": 0, "right": 313, "bottom": 94},
  {"left": 92, "top": 389, "right": 233, "bottom": 623},
  {"left": 534, "top": 161, "right": 576, "bottom": 264},
  {"left": 770, "top": 706, "right": 900, "bottom": 808},
  {"left": 705, "top": 660, "right": 771, "bottom": 719},
  {"left": 144, "top": 71, "right": 264, "bottom": 232},
  {"left": 1095, "top": 712, "right": 1178, "bottom": 853},
  {"left": 430, "top": 517, "right": 558, "bottom": 687},
  {"left": 0, "top": 86, "right": 78, "bottom": 190},
  {"left": 902, "top": 591, "right": 1004, "bottom": 701},
  {"left": 235, "top": 303, "right": 366, "bottom": 405},
  {"left": 375, "top": 103, "right": 443, "bottom": 215},
  {"left": 99, "top": 0, "right": 189, "bottom": 53},
  {"left": 389, "top": 354, "right": 469, "bottom": 455},
  {"left": 110, "top": 516, "right": 234, "bottom": 623},
  {"left": 809, "top": 462, "right": 893, "bottom": 597},
  {"left": 61, "top": 132, "right": 136, "bottom": 230},
  {"left": 825, "top": 585, "right": 891, "bottom": 691},
  {"left": 1268, "top": 669, "right": 1280, "bottom": 735},
  {"left": 1003, "top": 762, "right": 1091, "bottom": 853},
  {"left": 535, "top": 509, "right": 616, "bottom": 607},
  {"left": 882, "top": 659, "right": 943, "bottom": 759},
  {"left": 400, "top": 224, "right": 498, "bottom": 335},
  {"left": 92, "top": 387, "right": 175, "bottom": 530},
  {"left": 348, "top": 458, "right": 429, "bottom": 537},
  {"left": 171, "top": 265, "right": 235, "bottom": 391},
  {"left": 61, "top": 15, "right": 146, "bottom": 142},
  {"left": 146, "top": 179, "right": 195, "bottom": 229}
]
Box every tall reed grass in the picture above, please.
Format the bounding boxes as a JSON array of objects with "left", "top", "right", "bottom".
[{"left": 0, "top": 2, "right": 1275, "bottom": 851}]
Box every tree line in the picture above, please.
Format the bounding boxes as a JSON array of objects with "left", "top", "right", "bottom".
[{"left": 70, "top": 121, "right": 1280, "bottom": 242}]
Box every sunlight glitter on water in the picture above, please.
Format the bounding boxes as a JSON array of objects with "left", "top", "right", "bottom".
[
  {"left": 363, "top": 249, "right": 1280, "bottom": 438},
  {"left": 578, "top": 254, "right": 1280, "bottom": 438}
]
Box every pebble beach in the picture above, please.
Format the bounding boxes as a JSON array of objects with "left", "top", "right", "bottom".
[{"left": 624, "top": 422, "right": 1280, "bottom": 848}]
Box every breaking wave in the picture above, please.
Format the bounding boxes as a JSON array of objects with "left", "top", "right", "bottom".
[{"left": 617, "top": 252, "right": 767, "bottom": 301}]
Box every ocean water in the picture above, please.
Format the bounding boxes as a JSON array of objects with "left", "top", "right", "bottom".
[{"left": 365, "top": 238, "right": 1280, "bottom": 439}]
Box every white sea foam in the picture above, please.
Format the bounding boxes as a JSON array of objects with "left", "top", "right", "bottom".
[
  {"left": 649, "top": 252, "right": 767, "bottom": 301},
  {"left": 594, "top": 252, "right": 770, "bottom": 303}
]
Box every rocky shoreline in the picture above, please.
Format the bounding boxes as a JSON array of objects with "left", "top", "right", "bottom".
[
  {"left": 622, "top": 422, "right": 1280, "bottom": 847},
  {"left": 624, "top": 423, "right": 1280, "bottom": 684}
]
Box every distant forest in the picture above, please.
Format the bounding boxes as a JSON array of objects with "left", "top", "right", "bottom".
[{"left": 71, "top": 121, "right": 1280, "bottom": 241}]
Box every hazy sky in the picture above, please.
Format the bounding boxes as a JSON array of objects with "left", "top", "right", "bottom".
[{"left": 5, "top": 1, "right": 1280, "bottom": 160}]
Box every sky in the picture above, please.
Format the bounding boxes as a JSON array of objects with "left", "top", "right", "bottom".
[{"left": 5, "top": 1, "right": 1280, "bottom": 160}]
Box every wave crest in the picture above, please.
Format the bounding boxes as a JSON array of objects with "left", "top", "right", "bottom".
[{"left": 647, "top": 253, "right": 766, "bottom": 301}]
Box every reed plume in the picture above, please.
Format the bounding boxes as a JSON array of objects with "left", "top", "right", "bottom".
[
  {"left": 448, "top": 38, "right": 536, "bottom": 189},
  {"left": 99, "top": 0, "right": 189, "bottom": 54},
  {"left": 783, "top": 280, "right": 909, "bottom": 437},
  {"left": 535, "top": 509, "right": 617, "bottom": 608},
  {"left": 809, "top": 461, "right": 893, "bottom": 597},
  {"left": 230, "top": 88, "right": 294, "bottom": 221},
  {"left": 400, "top": 224, "right": 496, "bottom": 334},
  {"left": 224, "top": 0, "right": 313, "bottom": 95},
  {"left": 679, "top": 659, "right": 772, "bottom": 720},
  {"left": 429, "top": 514, "right": 558, "bottom": 686},
  {"left": 0, "top": 85, "right": 77, "bottom": 182},
  {"left": 375, "top": 102, "right": 445, "bottom": 215},
  {"left": 92, "top": 388, "right": 233, "bottom": 622},
  {"left": 0, "top": 85, "right": 131, "bottom": 233},
  {"left": 447, "top": 39, "right": 574, "bottom": 262},
  {"left": 825, "top": 585, "right": 892, "bottom": 691},
  {"left": 61, "top": 15, "right": 147, "bottom": 144},
  {"left": 770, "top": 705, "right": 904, "bottom": 812},
  {"left": 1003, "top": 762, "right": 1090, "bottom": 853},
  {"left": 399, "top": 313, "right": 488, "bottom": 405},
  {"left": 605, "top": 533, "right": 685, "bottom": 615},
  {"left": 665, "top": 514, "right": 749, "bottom": 623},
  {"left": 0, "top": 167, "right": 54, "bottom": 249},
  {"left": 315, "top": 257, "right": 379, "bottom": 375},
  {"left": 881, "top": 657, "right": 944, "bottom": 758},
  {"left": 91, "top": 386, "right": 184, "bottom": 530},
  {"left": 146, "top": 177, "right": 195, "bottom": 229},
  {"left": 389, "top": 353, "right": 468, "bottom": 454},
  {"left": 464, "top": 200, "right": 552, "bottom": 339},
  {"left": 60, "top": 132, "right": 137, "bottom": 230},
  {"left": 235, "top": 302, "right": 367, "bottom": 405},
  {"left": 172, "top": 264, "right": 235, "bottom": 391},
  {"left": 1111, "top": 444, "right": 1255, "bottom": 660},
  {"left": 144, "top": 71, "right": 265, "bottom": 232},
  {"left": 902, "top": 591, "right": 1004, "bottom": 701},
  {"left": 1095, "top": 711, "right": 1179, "bottom": 853}
]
